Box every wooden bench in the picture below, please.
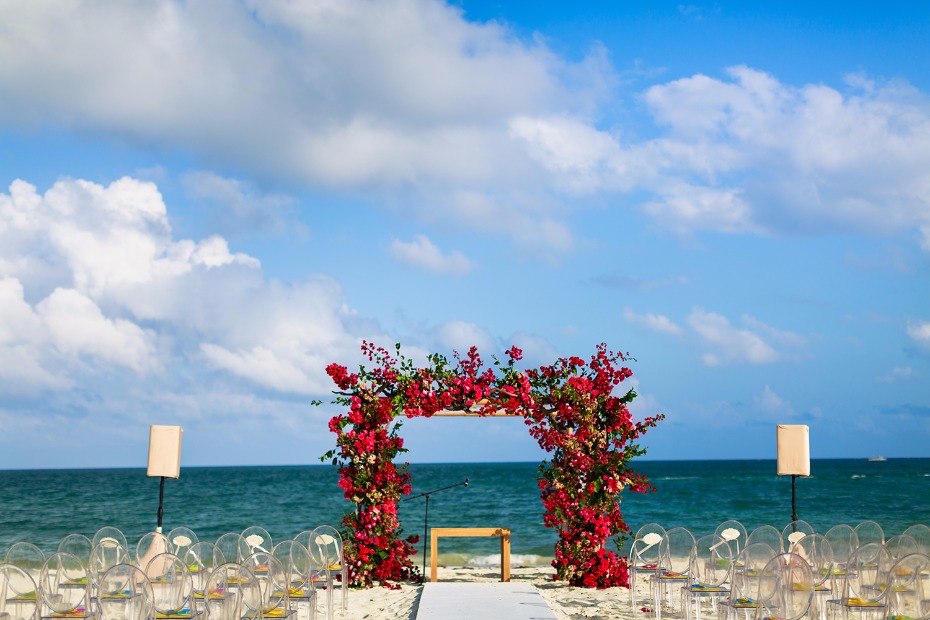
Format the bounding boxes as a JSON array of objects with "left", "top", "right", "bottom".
[{"left": 430, "top": 527, "right": 511, "bottom": 582}]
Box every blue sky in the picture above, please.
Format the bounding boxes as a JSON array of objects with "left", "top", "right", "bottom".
[{"left": 1, "top": 0, "right": 928, "bottom": 469}]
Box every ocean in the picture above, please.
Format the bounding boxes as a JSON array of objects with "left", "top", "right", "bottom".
[{"left": 1, "top": 459, "right": 927, "bottom": 566}]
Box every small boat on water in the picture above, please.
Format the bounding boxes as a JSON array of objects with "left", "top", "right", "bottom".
[{"left": 868, "top": 456, "right": 887, "bottom": 462}]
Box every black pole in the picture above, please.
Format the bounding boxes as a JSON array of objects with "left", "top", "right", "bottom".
[
  {"left": 157, "top": 475, "right": 166, "bottom": 532},
  {"left": 791, "top": 474, "right": 798, "bottom": 524},
  {"left": 401, "top": 478, "right": 469, "bottom": 582}
]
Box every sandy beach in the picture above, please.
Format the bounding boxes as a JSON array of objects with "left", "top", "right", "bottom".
[{"left": 340, "top": 563, "right": 677, "bottom": 620}]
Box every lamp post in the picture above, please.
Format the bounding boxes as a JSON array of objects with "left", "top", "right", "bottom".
[{"left": 401, "top": 478, "right": 469, "bottom": 578}]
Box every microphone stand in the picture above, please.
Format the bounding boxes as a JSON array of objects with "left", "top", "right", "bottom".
[{"left": 401, "top": 478, "right": 469, "bottom": 579}]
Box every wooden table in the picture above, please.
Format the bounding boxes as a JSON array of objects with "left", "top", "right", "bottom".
[{"left": 430, "top": 527, "right": 511, "bottom": 582}]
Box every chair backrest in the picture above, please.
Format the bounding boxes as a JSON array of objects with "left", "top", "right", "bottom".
[
  {"left": 630, "top": 523, "right": 666, "bottom": 568},
  {"left": 308, "top": 526, "right": 344, "bottom": 571},
  {"left": 824, "top": 524, "right": 859, "bottom": 568},
  {"left": 215, "top": 533, "right": 246, "bottom": 564},
  {"left": 884, "top": 534, "right": 919, "bottom": 562},
  {"left": 184, "top": 541, "right": 224, "bottom": 596},
  {"left": 240, "top": 527, "right": 273, "bottom": 556},
  {"left": 58, "top": 534, "right": 93, "bottom": 567},
  {"left": 89, "top": 540, "right": 132, "bottom": 587},
  {"left": 731, "top": 542, "right": 777, "bottom": 601},
  {"left": 3, "top": 542, "right": 45, "bottom": 581},
  {"left": 690, "top": 534, "right": 731, "bottom": 588},
  {"left": 0, "top": 562, "right": 39, "bottom": 620},
  {"left": 790, "top": 532, "right": 833, "bottom": 587},
  {"left": 781, "top": 520, "right": 814, "bottom": 552},
  {"left": 714, "top": 520, "right": 748, "bottom": 557},
  {"left": 136, "top": 531, "right": 169, "bottom": 567},
  {"left": 204, "top": 563, "right": 260, "bottom": 620},
  {"left": 167, "top": 527, "right": 200, "bottom": 557},
  {"left": 144, "top": 552, "right": 193, "bottom": 614},
  {"left": 843, "top": 542, "right": 892, "bottom": 604},
  {"left": 659, "top": 527, "right": 695, "bottom": 576},
  {"left": 40, "top": 552, "right": 89, "bottom": 614},
  {"left": 903, "top": 524, "right": 930, "bottom": 555},
  {"left": 885, "top": 552, "right": 930, "bottom": 620},
  {"left": 747, "top": 525, "right": 784, "bottom": 553},
  {"left": 854, "top": 520, "right": 884, "bottom": 546},
  {"left": 92, "top": 527, "right": 129, "bottom": 553},
  {"left": 757, "top": 552, "right": 814, "bottom": 620},
  {"left": 242, "top": 552, "right": 289, "bottom": 614},
  {"left": 272, "top": 540, "right": 312, "bottom": 593},
  {"left": 97, "top": 564, "right": 154, "bottom": 620}
]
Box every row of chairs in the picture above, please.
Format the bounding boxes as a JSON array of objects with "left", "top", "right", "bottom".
[
  {"left": 0, "top": 525, "right": 348, "bottom": 620},
  {"left": 630, "top": 520, "right": 930, "bottom": 620}
]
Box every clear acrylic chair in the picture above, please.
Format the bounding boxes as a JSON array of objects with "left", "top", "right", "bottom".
[
  {"left": 884, "top": 552, "right": 930, "bottom": 620},
  {"left": 0, "top": 562, "right": 40, "bottom": 620},
  {"left": 884, "top": 534, "right": 919, "bottom": 563},
  {"left": 824, "top": 524, "right": 860, "bottom": 581},
  {"left": 144, "top": 552, "right": 195, "bottom": 618},
  {"left": 97, "top": 563, "right": 154, "bottom": 620},
  {"left": 40, "top": 552, "right": 92, "bottom": 619},
  {"left": 215, "top": 533, "right": 246, "bottom": 565},
  {"left": 307, "top": 526, "right": 347, "bottom": 619},
  {"left": 682, "top": 534, "right": 731, "bottom": 620},
  {"left": 90, "top": 540, "right": 132, "bottom": 593},
  {"left": 628, "top": 523, "right": 668, "bottom": 609},
  {"left": 167, "top": 528, "right": 200, "bottom": 559},
  {"left": 651, "top": 527, "right": 696, "bottom": 620},
  {"left": 714, "top": 520, "right": 749, "bottom": 560},
  {"left": 271, "top": 541, "right": 316, "bottom": 620},
  {"left": 781, "top": 520, "right": 815, "bottom": 552},
  {"left": 92, "top": 527, "right": 129, "bottom": 554},
  {"left": 204, "top": 563, "right": 260, "bottom": 620},
  {"left": 747, "top": 525, "right": 784, "bottom": 553},
  {"left": 242, "top": 552, "right": 293, "bottom": 619},
  {"left": 184, "top": 542, "right": 224, "bottom": 615},
  {"left": 58, "top": 534, "right": 94, "bottom": 568},
  {"left": 755, "top": 552, "right": 814, "bottom": 620},
  {"left": 827, "top": 542, "right": 893, "bottom": 620},
  {"left": 854, "top": 521, "right": 884, "bottom": 547},
  {"left": 717, "top": 542, "right": 778, "bottom": 620},
  {"left": 791, "top": 532, "right": 834, "bottom": 620}
]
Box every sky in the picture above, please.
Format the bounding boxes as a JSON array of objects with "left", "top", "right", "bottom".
[{"left": 1, "top": 0, "right": 929, "bottom": 469}]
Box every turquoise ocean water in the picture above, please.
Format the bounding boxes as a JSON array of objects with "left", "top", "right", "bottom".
[{"left": 1, "top": 459, "right": 927, "bottom": 566}]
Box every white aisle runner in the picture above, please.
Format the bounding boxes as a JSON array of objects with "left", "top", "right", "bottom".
[{"left": 415, "top": 582, "right": 557, "bottom": 620}]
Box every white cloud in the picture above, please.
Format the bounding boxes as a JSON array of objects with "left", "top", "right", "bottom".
[
  {"left": 688, "top": 307, "right": 801, "bottom": 366},
  {"left": 623, "top": 308, "right": 683, "bottom": 336},
  {"left": 389, "top": 235, "right": 474, "bottom": 275},
  {"left": 182, "top": 171, "right": 295, "bottom": 235},
  {"left": 877, "top": 366, "right": 915, "bottom": 383},
  {"left": 907, "top": 320, "right": 930, "bottom": 349},
  {"left": 435, "top": 320, "right": 496, "bottom": 355},
  {"left": 753, "top": 385, "right": 796, "bottom": 419}
]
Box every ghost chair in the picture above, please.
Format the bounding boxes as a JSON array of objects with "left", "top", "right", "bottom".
[
  {"left": 827, "top": 542, "right": 893, "bottom": 620},
  {"left": 628, "top": 523, "right": 668, "bottom": 610},
  {"left": 650, "top": 527, "right": 696, "bottom": 620},
  {"left": 307, "top": 526, "right": 347, "bottom": 619},
  {"left": 92, "top": 528, "right": 129, "bottom": 556},
  {"left": 755, "top": 552, "right": 814, "bottom": 620},
  {"left": 144, "top": 552, "right": 196, "bottom": 619},
  {"left": 183, "top": 542, "right": 224, "bottom": 615},
  {"left": 884, "top": 552, "right": 930, "bottom": 620},
  {"left": 681, "top": 534, "right": 731, "bottom": 620},
  {"left": 97, "top": 563, "right": 154, "bottom": 620},
  {"left": 272, "top": 541, "right": 316, "bottom": 620},
  {"left": 747, "top": 525, "right": 784, "bottom": 554},
  {"left": 884, "top": 534, "right": 919, "bottom": 563},
  {"left": 824, "top": 524, "right": 859, "bottom": 592},
  {"left": 903, "top": 525, "right": 930, "bottom": 556},
  {"left": 854, "top": 521, "right": 884, "bottom": 548},
  {"left": 203, "top": 563, "right": 260, "bottom": 620},
  {"left": 58, "top": 534, "right": 94, "bottom": 569},
  {"left": 790, "top": 532, "right": 834, "bottom": 620},
  {"left": 0, "top": 562, "right": 40, "bottom": 620},
  {"left": 714, "top": 521, "right": 749, "bottom": 561},
  {"left": 781, "top": 520, "right": 815, "bottom": 554},
  {"left": 40, "top": 552, "right": 93, "bottom": 620},
  {"left": 89, "top": 540, "right": 133, "bottom": 596},
  {"left": 167, "top": 528, "right": 200, "bottom": 560},
  {"left": 717, "top": 542, "right": 778, "bottom": 620},
  {"left": 241, "top": 552, "right": 292, "bottom": 620}
]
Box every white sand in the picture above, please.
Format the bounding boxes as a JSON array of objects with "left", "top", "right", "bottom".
[{"left": 336, "top": 565, "right": 689, "bottom": 620}]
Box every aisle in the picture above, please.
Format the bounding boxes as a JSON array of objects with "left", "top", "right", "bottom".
[{"left": 415, "top": 582, "right": 557, "bottom": 619}]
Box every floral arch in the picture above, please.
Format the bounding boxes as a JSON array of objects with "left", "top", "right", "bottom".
[{"left": 320, "top": 342, "right": 663, "bottom": 589}]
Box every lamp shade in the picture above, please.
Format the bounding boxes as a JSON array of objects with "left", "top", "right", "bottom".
[
  {"left": 147, "top": 425, "right": 182, "bottom": 478},
  {"left": 776, "top": 424, "right": 810, "bottom": 476}
]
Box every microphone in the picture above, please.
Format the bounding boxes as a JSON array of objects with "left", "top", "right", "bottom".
[{"left": 464, "top": 477, "right": 469, "bottom": 487}]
